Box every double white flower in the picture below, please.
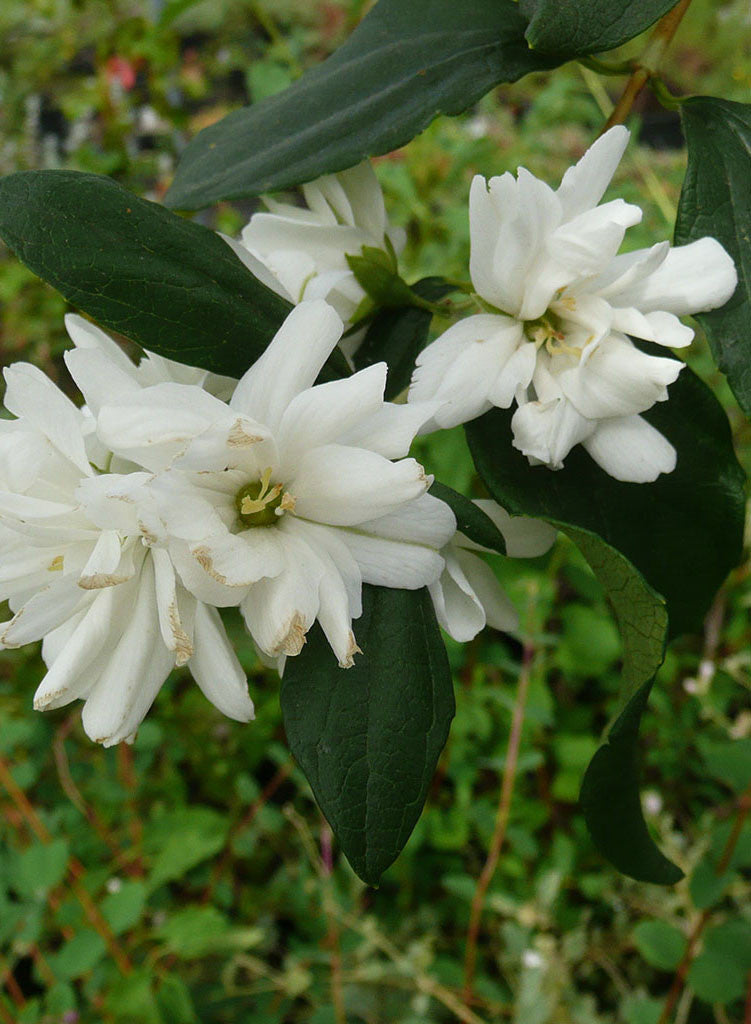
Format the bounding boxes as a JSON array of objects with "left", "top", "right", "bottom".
[
  {"left": 87, "top": 300, "right": 455, "bottom": 670},
  {"left": 409, "top": 127, "right": 738, "bottom": 482},
  {"left": 238, "top": 161, "right": 405, "bottom": 357},
  {"left": 0, "top": 318, "right": 254, "bottom": 747}
]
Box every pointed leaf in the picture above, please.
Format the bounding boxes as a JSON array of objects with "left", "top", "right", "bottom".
[
  {"left": 429, "top": 482, "right": 507, "bottom": 556},
  {"left": 520, "top": 0, "right": 679, "bottom": 57},
  {"left": 281, "top": 586, "right": 454, "bottom": 886},
  {"left": 165, "top": 0, "right": 557, "bottom": 209},
  {"left": 0, "top": 170, "right": 296, "bottom": 378},
  {"left": 676, "top": 97, "right": 751, "bottom": 414},
  {"left": 581, "top": 681, "right": 683, "bottom": 883}
]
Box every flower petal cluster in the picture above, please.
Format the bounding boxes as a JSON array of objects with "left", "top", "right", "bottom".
[
  {"left": 87, "top": 300, "right": 455, "bottom": 670},
  {"left": 430, "top": 501, "right": 556, "bottom": 642},
  {"left": 239, "top": 161, "right": 406, "bottom": 356},
  {"left": 409, "top": 127, "right": 738, "bottom": 482},
  {"left": 0, "top": 325, "right": 253, "bottom": 747}
]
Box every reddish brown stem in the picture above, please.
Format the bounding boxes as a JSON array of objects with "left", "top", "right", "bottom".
[{"left": 463, "top": 642, "right": 535, "bottom": 1004}]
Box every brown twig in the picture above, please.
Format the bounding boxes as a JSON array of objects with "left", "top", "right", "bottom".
[
  {"left": 203, "top": 759, "right": 293, "bottom": 902},
  {"left": 657, "top": 784, "right": 751, "bottom": 1024},
  {"left": 116, "top": 743, "right": 144, "bottom": 876},
  {"left": 463, "top": 640, "right": 536, "bottom": 1004},
  {"left": 602, "top": 0, "right": 693, "bottom": 131},
  {"left": 0, "top": 753, "right": 132, "bottom": 975},
  {"left": 0, "top": 957, "right": 25, "bottom": 1008}
]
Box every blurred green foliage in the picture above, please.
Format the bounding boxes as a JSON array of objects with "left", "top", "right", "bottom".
[{"left": 0, "top": 1, "right": 750, "bottom": 1022}]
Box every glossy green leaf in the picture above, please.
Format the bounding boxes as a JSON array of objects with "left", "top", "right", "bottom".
[
  {"left": 281, "top": 585, "right": 454, "bottom": 886},
  {"left": 676, "top": 97, "right": 751, "bottom": 414},
  {"left": 165, "top": 0, "right": 556, "bottom": 209},
  {"left": 353, "top": 277, "right": 453, "bottom": 400},
  {"left": 520, "top": 0, "right": 679, "bottom": 56},
  {"left": 429, "top": 482, "right": 507, "bottom": 555},
  {"left": 580, "top": 682, "right": 683, "bottom": 883},
  {"left": 0, "top": 169, "right": 294, "bottom": 379}
]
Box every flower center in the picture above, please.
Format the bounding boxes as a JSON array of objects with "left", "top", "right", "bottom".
[
  {"left": 235, "top": 467, "right": 292, "bottom": 528},
  {"left": 524, "top": 310, "right": 581, "bottom": 359}
]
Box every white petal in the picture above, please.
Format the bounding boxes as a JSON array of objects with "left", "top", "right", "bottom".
[
  {"left": 218, "top": 232, "right": 292, "bottom": 299},
  {"left": 81, "top": 556, "right": 174, "bottom": 746},
  {"left": 64, "top": 314, "right": 140, "bottom": 376},
  {"left": 3, "top": 363, "right": 90, "bottom": 475},
  {"left": 456, "top": 549, "right": 519, "bottom": 633},
  {"left": 65, "top": 348, "right": 141, "bottom": 416},
  {"left": 241, "top": 534, "right": 324, "bottom": 659},
  {"left": 333, "top": 162, "right": 387, "bottom": 240},
  {"left": 341, "top": 400, "right": 437, "bottom": 459},
  {"left": 550, "top": 199, "right": 642, "bottom": 279},
  {"left": 468, "top": 501, "right": 556, "bottom": 558},
  {"left": 291, "top": 445, "right": 428, "bottom": 525},
  {"left": 429, "top": 550, "right": 487, "bottom": 642},
  {"left": 409, "top": 315, "right": 524, "bottom": 428},
  {"left": 511, "top": 394, "right": 594, "bottom": 470},
  {"left": 556, "top": 126, "right": 630, "bottom": 218},
  {"left": 610, "top": 307, "right": 694, "bottom": 348},
  {"left": 276, "top": 363, "right": 386, "bottom": 467},
  {"left": 189, "top": 527, "right": 285, "bottom": 591},
  {"left": 152, "top": 548, "right": 194, "bottom": 665},
  {"left": 609, "top": 237, "right": 737, "bottom": 316},
  {"left": 336, "top": 529, "right": 445, "bottom": 589},
  {"left": 230, "top": 301, "right": 343, "bottom": 431},
  {"left": 189, "top": 602, "right": 255, "bottom": 722},
  {"left": 2, "top": 576, "right": 86, "bottom": 647},
  {"left": 355, "top": 492, "right": 456, "bottom": 548},
  {"left": 98, "top": 383, "right": 230, "bottom": 471},
  {"left": 487, "top": 341, "right": 537, "bottom": 408},
  {"left": 33, "top": 586, "right": 125, "bottom": 710},
  {"left": 556, "top": 335, "right": 682, "bottom": 419},
  {"left": 583, "top": 415, "right": 676, "bottom": 482},
  {"left": 78, "top": 530, "right": 133, "bottom": 589}
]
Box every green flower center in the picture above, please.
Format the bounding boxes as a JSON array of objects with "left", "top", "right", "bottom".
[
  {"left": 235, "top": 468, "right": 287, "bottom": 528},
  {"left": 524, "top": 304, "right": 583, "bottom": 359}
]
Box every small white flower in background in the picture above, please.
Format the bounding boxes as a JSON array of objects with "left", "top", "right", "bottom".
[
  {"left": 91, "top": 300, "right": 455, "bottom": 671},
  {"left": 0, "top": 337, "right": 253, "bottom": 748},
  {"left": 238, "top": 161, "right": 406, "bottom": 357},
  {"left": 409, "top": 126, "right": 738, "bottom": 482},
  {"left": 430, "top": 501, "right": 556, "bottom": 642}
]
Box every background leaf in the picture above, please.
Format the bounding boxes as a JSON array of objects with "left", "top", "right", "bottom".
[
  {"left": 0, "top": 170, "right": 293, "bottom": 378},
  {"left": 676, "top": 97, "right": 751, "bottom": 414},
  {"left": 281, "top": 586, "right": 454, "bottom": 886},
  {"left": 354, "top": 278, "right": 454, "bottom": 399},
  {"left": 520, "top": 0, "right": 679, "bottom": 57},
  {"left": 164, "top": 0, "right": 557, "bottom": 209},
  {"left": 632, "top": 919, "right": 687, "bottom": 970}
]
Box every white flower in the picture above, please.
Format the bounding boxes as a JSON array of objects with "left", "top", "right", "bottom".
[
  {"left": 238, "top": 161, "right": 406, "bottom": 357},
  {"left": 409, "top": 127, "right": 738, "bottom": 482},
  {"left": 91, "top": 300, "right": 455, "bottom": 670},
  {"left": 429, "top": 501, "right": 556, "bottom": 642},
  {"left": 0, "top": 350, "right": 253, "bottom": 748}
]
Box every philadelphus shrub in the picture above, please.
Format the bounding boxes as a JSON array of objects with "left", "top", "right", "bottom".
[{"left": 0, "top": 0, "right": 747, "bottom": 887}]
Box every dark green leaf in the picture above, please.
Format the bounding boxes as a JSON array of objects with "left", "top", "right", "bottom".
[
  {"left": 520, "top": 0, "right": 678, "bottom": 56},
  {"left": 676, "top": 97, "right": 751, "bottom": 414},
  {"left": 165, "top": 0, "right": 556, "bottom": 209},
  {"left": 633, "top": 920, "right": 687, "bottom": 970},
  {"left": 580, "top": 681, "right": 683, "bottom": 883},
  {"left": 281, "top": 586, "right": 454, "bottom": 886},
  {"left": 0, "top": 170, "right": 295, "bottom": 379},
  {"left": 465, "top": 359, "right": 745, "bottom": 640},
  {"left": 429, "top": 482, "right": 506, "bottom": 555},
  {"left": 354, "top": 277, "right": 453, "bottom": 399}
]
